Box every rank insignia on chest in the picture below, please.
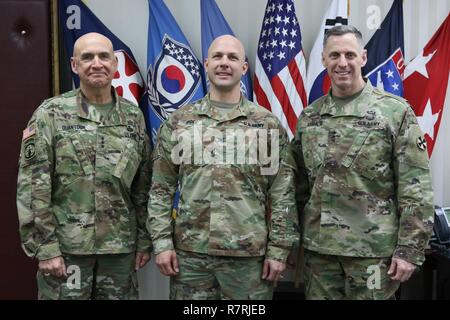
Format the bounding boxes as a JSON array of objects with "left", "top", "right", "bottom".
[{"left": 417, "top": 136, "right": 427, "bottom": 151}]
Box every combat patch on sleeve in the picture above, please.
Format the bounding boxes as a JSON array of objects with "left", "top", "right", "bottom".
[
  {"left": 417, "top": 136, "right": 427, "bottom": 151},
  {"left": 24, "top": 140, "right": 36, "bottom": 161}
]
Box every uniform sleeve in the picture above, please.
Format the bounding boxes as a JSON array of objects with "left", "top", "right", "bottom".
[
  {"left": 290, "top": 119, "right": 311, "bottom": 230},
  {"left": 265, "top": 127, "right": 300, "bottom": 262},
  {"left": 393, "top": 106, "right": 434, "bottom": 265},
  {"left": 146, "top": 121, "right": 179, "bottom": 254},
  {"left": 16, "top": 107, "right": 62, "bottom": 260},
  {"left": 131, "top": 118, "right": 153, "bottom": 252}
]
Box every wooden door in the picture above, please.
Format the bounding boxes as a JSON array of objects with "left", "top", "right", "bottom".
[{"left": 0, "top": 0, "right": 52, "bottom": 299}]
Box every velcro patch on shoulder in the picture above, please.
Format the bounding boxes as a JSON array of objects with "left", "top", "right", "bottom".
[
  {"left": 24, "top": 141, "right": 36, "bottom": 161},
  {"left": 417, "top": 136, "right": 427, "bottom": 151},
  {"left": 22, "top": 126, "right": 36, "bottom": 141}
]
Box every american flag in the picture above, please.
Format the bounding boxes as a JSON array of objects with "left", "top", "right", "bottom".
[{"left": 253, "top": 0, "right": 307, "bottom": 139}]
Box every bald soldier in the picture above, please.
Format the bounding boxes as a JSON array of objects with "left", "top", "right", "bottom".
[
  {"left": 290, "top": 25, "right": 434, "bottom": 299},
  {"left": 147, "top": 35, "right": 299, "bottom": 300},
  {"left": 17, "top": 33, "right": 152, "bottom": 299}
]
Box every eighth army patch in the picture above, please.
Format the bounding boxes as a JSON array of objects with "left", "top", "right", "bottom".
[{"left": 417, "top": 136, "right": 427, "bottom": 151}]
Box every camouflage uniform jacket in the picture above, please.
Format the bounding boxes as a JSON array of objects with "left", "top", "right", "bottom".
[
  {"left": 17, "top": 88, "right": 152, "bottom": 260},
  {"left": 147, "top": 94, "right": 299, "bottom": 262},
  {"left": 291, "top": 82, "right": 434, "bottom": 265}
]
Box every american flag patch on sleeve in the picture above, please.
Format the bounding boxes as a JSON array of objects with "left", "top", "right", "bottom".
[{"left": 22, "top": 127, "right": 35, "bottom": 141}]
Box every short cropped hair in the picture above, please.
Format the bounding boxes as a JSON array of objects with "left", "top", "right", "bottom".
[{"left": 323, "top": 25, "right": 364, "bottom": 48}]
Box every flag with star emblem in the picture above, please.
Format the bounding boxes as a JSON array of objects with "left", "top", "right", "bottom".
[
  {"left": 306, "top": 0, "right": 348, "bottom": 104},
  {"left": 59, "top": 0, "right": 144, "bottom": 106},
  {"left": 253, "top": 0, "right": 307, "bottom": 139},
  {"left": 147, "top": 0, "right": 205, "bottom": 144},
  {"left": 363, "top": 0, "right": 405, "bottom": 97},
  {"left": 200, "top": 0, "right": 253, "bottom": 100},
  {"left": 404, "top": 13, "right": 450, "bottom": 157}
]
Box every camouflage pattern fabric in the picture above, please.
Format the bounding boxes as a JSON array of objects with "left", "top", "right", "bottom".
[
  {"left": 37, "top": 253, "right": 137, "bottom": 300},
  {"left": 17, "top": 88, "right": 152, "bottom": 261},
  {"left": 170, "top": 250, "right": 273, "bottom": 300},
  {"left": 303, "top": 249, "right": 399, "bottom": 300},
  {"left": 291, "top": 81, "right": 434, "bottom": 265},
  {"left": 147, "top": 94, "right": 299, "bottom": 262}
]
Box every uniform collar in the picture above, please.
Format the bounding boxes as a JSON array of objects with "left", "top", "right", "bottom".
[
  {"left": 76, "top": 87, "right": 127, "bottom": 125},
  {"left": 194, "top": 93, "right": 250, "bottom": 122},
  {"left": 320, "top": 80, "right": 374, "bottom": 118}
]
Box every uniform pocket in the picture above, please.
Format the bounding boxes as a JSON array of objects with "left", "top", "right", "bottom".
[
  {"left": 300, "top": 127, "right": 326, "bottom": 177},
  {"left": 230, "top": 163, "right": 266, "bottom": 203},
  {"left": 113, "top": 145, "right": 140, "bottom": 189},
  {"left": 55, "top": 132, "right": 93, "bottom": 185},
  {"left": 342, "top": 130, "right": 389, "bottom": 180}
]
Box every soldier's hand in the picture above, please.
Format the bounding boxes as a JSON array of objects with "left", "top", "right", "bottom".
[
  {"left": 155, "top": 250, "right": 179, "bottom": 276},
  {"left": 135, "top": 251, "right": 151, "bottom": 270},
  {"left": 388, "top": 257, "right": 416, "bottom": 282},
  {"left": 39, "top": 256, "right": 67, "bottom": 278},
  {"left": 262, "top": 258, "right": 286, "bottom": 282}
]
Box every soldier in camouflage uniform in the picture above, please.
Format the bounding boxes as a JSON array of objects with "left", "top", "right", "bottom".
[
  {"left": 147, "top": 35, "right": 299, "bottom": 299},
  {"left": 290, "top": 25, "right": 434, "bottom": 299},
  {"left": 16, "top": 33, "right": 152, "bottom": 299}
]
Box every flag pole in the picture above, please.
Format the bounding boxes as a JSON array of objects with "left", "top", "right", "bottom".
[{"left": 51, "top": 0, "right": 60, "bottom": 96}]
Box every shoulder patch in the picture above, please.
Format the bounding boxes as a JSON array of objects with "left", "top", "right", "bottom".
[
  {"left": 22, "top": 126, "right": 35, "bottom": 141},
  {"left": 24, "top": 141, "right": 36, "bottom": 161},
  {"left": 417, "top": 136, "right": 427, "bottom": 151}
]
